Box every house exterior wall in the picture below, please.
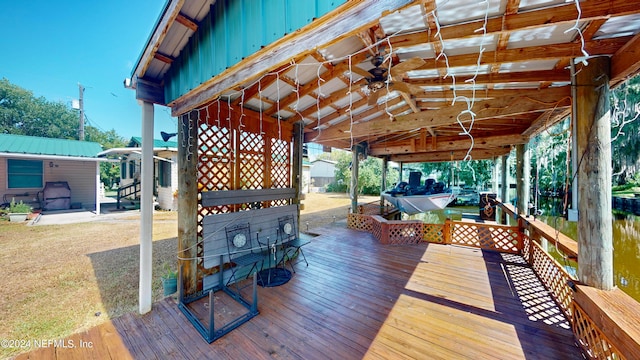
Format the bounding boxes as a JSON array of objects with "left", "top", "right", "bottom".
[
  {"left": 0, "top": 157, "right": 98, "bottom": 210},
  {"left": 310, "top": 160, "right": 336, "bottom": 177},
  {"left": 301, "top": 165, "right": 310, "bottom": 194},
  {"left": 156, "top": 150, "right": 178, "bottom": 210}
]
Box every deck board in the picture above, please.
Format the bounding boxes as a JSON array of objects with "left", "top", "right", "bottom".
[{"left": 15, "top": 223, "right": 582, "bottom": 359}]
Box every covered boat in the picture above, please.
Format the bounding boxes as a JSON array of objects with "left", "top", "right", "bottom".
[{"left": 383, "top": 171, "right": 457, "bottom": 215}]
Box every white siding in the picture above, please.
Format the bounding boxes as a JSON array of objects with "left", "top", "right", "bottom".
[
  {"left": 1, "top": 157, "right": 98, "bottom": 210},
  {"left": 310, "top": 160, "right": 336, "bottom": 177},
  {"left": 156, "top": 150, "right": 178, "bottom": 210}
]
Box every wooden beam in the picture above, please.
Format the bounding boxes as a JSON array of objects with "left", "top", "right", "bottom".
[
  {"left": 423, "top": 37, "right": 630, "bottom": 71},
  {"left": 154, "top": 52, "right": 175, "bottom": 64},
  {"left": 311, "top": 87, "right": 571, "bottom": 142},
  {"left": 521, "top": 108, "right": 571, "bottom": 137},
  {"left": 369, "top": 133, "right": 528, "bottom": 156},
  {"left": 610, "top": 32, "right": 640, "bottom": 88},
  {"left": 407, "top": 69, "right": 571, "bottom": 87},
  {"left": 132, "top": 0, "right": 183, "bottom": 81},
  {"left": 170, "top": 0, "right": 415, "bottom": 116},
  {"left": 389, "top": 147, "right": 511, "bottom": 163},
  {"left": 175, "top": 13, "right": 198, "bottom": 32}
]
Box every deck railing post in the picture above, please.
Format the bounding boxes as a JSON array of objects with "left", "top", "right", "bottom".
[{"left": 443, "top": 219, "right": 452, "bottom": 244}]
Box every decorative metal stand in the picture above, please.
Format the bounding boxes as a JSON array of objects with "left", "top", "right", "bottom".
[{"left": 178, "top": 258, "right": 259, "bottom": 343}]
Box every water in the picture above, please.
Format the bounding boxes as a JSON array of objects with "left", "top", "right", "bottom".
[
  {"left": 537, "top": 211, "right": 640, "bottom": 302},
  {"left": 406, "top": 206, "right": 640, "bottom": 302}
]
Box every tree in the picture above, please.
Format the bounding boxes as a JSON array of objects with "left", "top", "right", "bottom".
[
  {"left": 1, "top": 78, "right": 127, "bottom": 187},
  {"left": 611, "top": 76, "right": 640, "bottom": 185},
  {"left": 320, "top": 149, "right": 398, "bottom": 195}
]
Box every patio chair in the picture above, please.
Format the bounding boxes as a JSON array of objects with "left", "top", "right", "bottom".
[
  {"left": 278, "top": 215, "right": 310, "bottom": 272},
  {"left": 225, "top": 223, "right": 266, "bottom": 290}
]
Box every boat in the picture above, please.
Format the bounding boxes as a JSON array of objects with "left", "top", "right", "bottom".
[
  {"left": 382, "top": 171, "right": 457, "bottom": 215},
  {"left": 382, "top": 192, "right": 457, "bottom": 215}
]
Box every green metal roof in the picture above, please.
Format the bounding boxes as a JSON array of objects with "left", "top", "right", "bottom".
[
  {"left": 129, "top": 136, "right": 178, "bottom": 148},
  {"left": 0, "top": 134, "right": 103, "bottom": 158}
]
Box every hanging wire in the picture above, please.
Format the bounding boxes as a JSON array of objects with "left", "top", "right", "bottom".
[{"left": 565, "top": 0, "right": 590, "bottom": 66}]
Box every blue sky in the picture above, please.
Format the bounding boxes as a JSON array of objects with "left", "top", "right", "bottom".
[{"left": 0, "top": 0, "right": 176, "bottom": 141}]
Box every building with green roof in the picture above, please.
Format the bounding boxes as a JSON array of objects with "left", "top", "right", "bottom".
[{"left": 0, "top": 133, "right": 108, "bottom": 214}]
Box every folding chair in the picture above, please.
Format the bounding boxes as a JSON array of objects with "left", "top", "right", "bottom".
[
  {"left": 278, "top": 215, "right": 310, "bottom": 272},
  {"left": 225, "top": 223, "right": 266, "bottom": 291}
]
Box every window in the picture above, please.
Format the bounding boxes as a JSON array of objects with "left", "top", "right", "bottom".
[
  {"left": 158, "top": 160, "right": 171, "bottom": 187},
  {"left": 129, "top": 161, "right": 135, "bottom": 179},
  {"left": 120, "top": 161, "right": 127, "bottom": 179},
  {"left": 7, "top": 159, "right": 43, "bottom": 188}
]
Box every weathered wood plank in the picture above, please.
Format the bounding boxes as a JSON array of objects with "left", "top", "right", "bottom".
[{"left": 200, "top": 188, "right": 296, "bottom": 207}]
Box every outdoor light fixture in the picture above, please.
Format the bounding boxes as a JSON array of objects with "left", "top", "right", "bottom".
[{"left": 160, "top": 131, "right": 177, "bottom": 142}]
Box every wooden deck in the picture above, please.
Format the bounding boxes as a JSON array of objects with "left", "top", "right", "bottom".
[{"left": 16, "top": 223, "right": 582, "bottom": 359}]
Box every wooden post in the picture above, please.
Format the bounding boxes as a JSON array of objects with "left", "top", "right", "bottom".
[
  {"left": 292, "top": 122, "right": 303, "bottom": 216},
  {"left": 575, "top": 57, "right": 613, "bottom": 290},
  {"left": 178, "top": 111, "right": 199, "bottom": 301},
  {"left": 499, "top": 154, "right": 509, "bottom": 224},
  {"left": 443, "top": 219, "right": 452, "bottom": 244},
  {"left": 139, "top": 101, "right": 154, "bottom": 314},
  {"left": 381, "top": 156, "right": 388, "bottom": 212},
  {"left": 492, "top": 157, "right": 499, "bottom": 195},
  {"left": 516, "top": 143, "right": 530, "bottom": 216},
  {"left": 350, "top": 143, "right": 360, "bottom": 214}
]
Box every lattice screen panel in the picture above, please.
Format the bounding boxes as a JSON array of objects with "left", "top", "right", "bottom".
[
  {"left": 529, "top": 240, "right": 575, "bottom": 321},
  {"left": 387, "top": 222, "right": 423, "bottom": 245},
  {"left": 451, "top": 223, "right": 521, "bottom": 253},
  {"left": 193, "top": 110, "right": 293, "bottom": 287},
  {"left": 423, "top": 223, "right": 444, "bottom": 243},
  {"left": 239, "top": 132, "right": 265, "bottom": 190},
  {"left": 572, "top": 303, "right": 622, "bottom": 359}
]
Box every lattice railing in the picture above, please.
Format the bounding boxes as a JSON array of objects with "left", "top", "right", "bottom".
[
  {"left": 386, "top": 221, "right": 423, "bottom": 245},
  {"left": 347, "top": 213, "right": 374, "bottom": 233},
  {"left": 450, "top": 222, "right": 521, "bottom": 253},
  {"left": 422, "top": 223, "right": 444, "bottom": 243},
  {"left": 527, "top": 237, "right": 575, "bottom": 322},
  {"left": 572, "top": 302, "right": 623, "bottom": 359}
]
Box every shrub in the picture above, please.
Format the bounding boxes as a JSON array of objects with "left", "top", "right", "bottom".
[{"left": 8, "top": 199, "right": 32, "bottom": 213}]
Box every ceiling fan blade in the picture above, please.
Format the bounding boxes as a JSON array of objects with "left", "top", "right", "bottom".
[
  {"left": 350, "top": 66, "right": 373, "bottom": 79},
  {"left": 390, "top": 57, "right": 426, "bottom": 78},
  {"left": 368, "top": 90, "right": 381, "bottom": 106}
]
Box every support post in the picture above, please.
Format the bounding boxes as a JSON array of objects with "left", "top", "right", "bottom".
[
  {"left": 500, "top": 154, "right": 509, "bottom": 224},
  {"left": 139, "top": 101, "right": 154, "bottom": 314},
  {"left": 292, "top": 122, "right": 304, "bottom": 208},
  {"left": 178, "top": 111, "right": 199, "bottom": 301},
  {"left": 95, "top": 162, "right": 101, "bottom": 215},
  {"left": 381, "top": 156, "right": 388, "bottom": 210},
  {"left": 569, "top": 59, "right": 579, "bottom": 221},
  {"left": 575, "top": 57, "right": 613, "bottom": 290},
  {"left": 492, "top": 157, "right": 499, "bottom": 195},
  {"left": 501, "top": 155, "right": 508, "bottom": 203},
  {"left": 516, "top": 143, "right": 530, "bottom": 216},
  {"left": 350, "top": 144, "right": 361, "bottom": 214}
]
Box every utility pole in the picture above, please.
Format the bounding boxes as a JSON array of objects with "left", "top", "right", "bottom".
[{"left": 79, "top": 83, "right": 85, "bottom": 141}]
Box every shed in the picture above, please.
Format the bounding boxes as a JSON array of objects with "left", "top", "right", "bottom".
[
  {"left": 0, "top": 133, "right": 107, "bottom": 214},
  {"left": 310, "top": 159, "right": 337, "bottom": 189}
]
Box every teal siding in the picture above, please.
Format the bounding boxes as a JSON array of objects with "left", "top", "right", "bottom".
[{"left": 164, "top": 0, "right": 345, "bottom": 103}]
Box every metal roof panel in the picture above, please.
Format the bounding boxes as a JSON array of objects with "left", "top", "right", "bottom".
[{"left": 0, "top": 134, "right": 103, "bottom": 158}]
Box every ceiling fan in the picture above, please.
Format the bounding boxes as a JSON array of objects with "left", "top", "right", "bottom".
[{"left": 351, "top": 55, "right": 425, "bottom": 105}]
